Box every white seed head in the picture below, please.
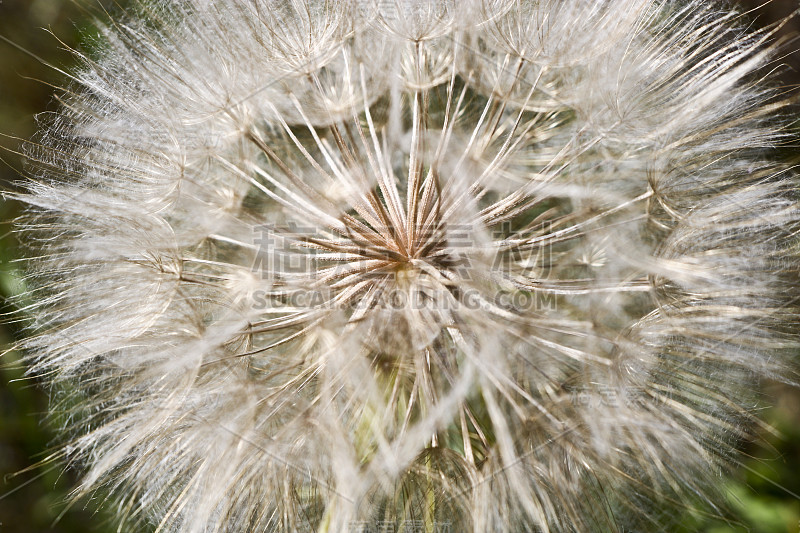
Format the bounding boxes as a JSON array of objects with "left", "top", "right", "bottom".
[{"left": 16, "top": 1, "right": 800, "bottom": 532}]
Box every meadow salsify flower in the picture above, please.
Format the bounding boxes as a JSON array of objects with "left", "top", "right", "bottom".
[{"left": 12, "top": 0, "right": 800, "bottom": 531}]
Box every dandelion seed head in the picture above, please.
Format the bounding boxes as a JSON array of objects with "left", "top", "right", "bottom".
[{"left": 15, "top": 0, "right": 800, "bottom": 532}]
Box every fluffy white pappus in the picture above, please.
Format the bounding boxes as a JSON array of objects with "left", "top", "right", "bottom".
[{"left": 13, "top": 0, "right": 800, "bottom": 531}]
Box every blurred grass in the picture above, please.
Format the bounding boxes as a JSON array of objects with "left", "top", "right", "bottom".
[
  {"left": 1, "top": 2, "right": 117, "bottom": 531},
  {"left": 0, "top": 1, "right": 798, "bottom": 532}
]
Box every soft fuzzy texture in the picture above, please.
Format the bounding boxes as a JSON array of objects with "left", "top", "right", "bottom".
[{"left": 15, "top": 1, "right": 800, "bottom": 531}]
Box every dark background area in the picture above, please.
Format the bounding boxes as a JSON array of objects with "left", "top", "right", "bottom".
[{"left": 0, "top": 1, "right": 799, "bottom": 531}]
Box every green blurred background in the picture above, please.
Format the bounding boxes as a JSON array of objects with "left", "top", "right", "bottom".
[{"left": 0, "top": 1, "right": 799, "bottom": 531}]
